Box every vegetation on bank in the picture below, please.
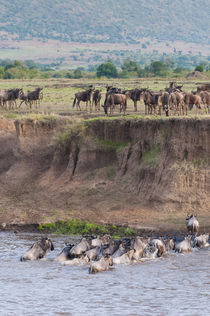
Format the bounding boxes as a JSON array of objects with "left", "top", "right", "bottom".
[{"left": 38, "top": 218, "right": 137, "bottom": 237}]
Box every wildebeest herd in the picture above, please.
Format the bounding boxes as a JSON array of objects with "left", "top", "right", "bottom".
[
  {"left": 20, "top": 214, "right": 210, "bottom": 274},
  {"left": 0, "top": 82, "right": 209, "bottom": 116},
  {"left": 0, "top": 87, "right": 43, "bottom": 110},
  {"left": 72, "top": 82, "right": 210, "bottom": 116}
]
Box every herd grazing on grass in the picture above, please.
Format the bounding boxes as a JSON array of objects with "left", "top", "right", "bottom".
[
  {"left": 20, "top": 214, "right": 210, "bottom": 274},
  {"left": 0, "top": 82, "right": 209, "bottom": 116},
  {"left": 71, "top": 82, "right": 210, "bottom": 116}
]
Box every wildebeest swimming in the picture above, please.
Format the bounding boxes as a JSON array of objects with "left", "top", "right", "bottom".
[
  {"left": 20, "top": 237, "right": 54, "bottom": 261},
  {"left": 20, "top": 214, "right": 209, "bottom": 273}
]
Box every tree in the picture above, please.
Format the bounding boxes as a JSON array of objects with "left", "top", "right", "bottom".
[
  {"left": 121, "top": 59, "right": 139, "bottom": 72},
  {"left": 0, "top": 66, "right": 5, "bottom": 79},
  {"left": 73, "top": 68, "right": 82, "bottom": 78},
  {"left": 149, "top": 61, "right": 168, "bottom": 76},
  {"left": 96, "top": 61, "right": 118, "bottom": 78},
  {"left": 195, "top": 64, "right": 204, "bottom": 72}
]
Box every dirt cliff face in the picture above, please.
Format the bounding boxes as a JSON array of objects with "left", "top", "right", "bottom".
[{"left": 0, "top": 116, "right": 209, "bottom": 231}]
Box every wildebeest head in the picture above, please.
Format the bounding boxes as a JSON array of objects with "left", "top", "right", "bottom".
[
  {"left": 41, "top": 237, "right": 54, "bottom": 251},
  {"left": 186, "top": 214, "right": 197, "bottom": 221}
]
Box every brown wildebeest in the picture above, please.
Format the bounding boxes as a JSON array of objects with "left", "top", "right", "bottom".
[
  {"left": 197, "top": 83, "right": 210, "bottom": 93},
  {"left": 103, "top": 86, "right": 125, "bottom": 109},
  {"left": 141, "top": 90, "right": 161, "bottom": 114},
  {"left": 93, "top": 89, "right": 102, "bottom": 111},
  {"left": 73, "top": 87, "right": 94, "bottom": 112},
  {"left": 168, "top": 91, "right": 185, "bottom": 115},
  {"left": 184, "top": 92, "right": 202, "bottom": 114},
  {"left": 104, "top": 93, "right": 127, "bottom": 115},
  {"left": 166, "top": 82, "right": 183, "bottom": 93},
  {"left": 125, "top": 88, "right": 143, "bottom": 112},
  {"left": 199, "top": 91, "right": 210, "bottom": 113},
  {"left": 19, "top": 87, "right": 43, "bottom": 109},
  {"left": 0, "top": 88, "right": 23, "bottom": 109},
  {"left": 158, "top": 92, "right": 170, "bottom": 116}
]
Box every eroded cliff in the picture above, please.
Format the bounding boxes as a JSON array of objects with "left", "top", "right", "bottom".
[{"left": 0, "top": 116, "right": 209, "bottom": 231}]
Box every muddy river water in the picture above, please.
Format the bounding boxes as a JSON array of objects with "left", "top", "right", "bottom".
[{"left": 0, "top": 231, "right": 209, "bottom": 316}]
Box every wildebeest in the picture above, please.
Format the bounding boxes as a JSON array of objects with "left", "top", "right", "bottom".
[
  {"left": 89, "top": 255, "right": 113, "bottom": 273},
  {"left": 199, "top": 91, "right": 210, "bottom": 113},
  {"left": 72, "top": 87, "right": 94, "bottom": 112},
  {"left": 69, "top": 237, "right": 91, "bottom": 258},
  {"left": 104, "top": 93, "right": 127, "bottom": 115},
  {"left": 186, "top": 214, "right": 199, "bottom": 235},
  {"left": 84, "top": 247, "right": 101, "bottom": 261},
  {"left": 193, "top": 234, "right": 209, "bottom": 248},
  {"left": 149, "top": 238, "right": 166, "bottom": 257},
  {"left": 54, "top": 244, "right": 74, "bottom": 262},
  {"left": 158, "top": 91, "right": 170, "bottom": 116},
  {"left": 175, "top": 237, "right": 192, "bottom": 253},
  {"left": 164, "top": 238, "right": 175, "bottom": 251},
  {"left": 141, "top": 90, "right": 162, "bottom": 114},
  {"left": 91, "top": 234, "right": 111, "bottom": 247},
  {"left": 113, "top": 249, "right": 134, "bottom": 265},
  {"left": 197, "top": 83, "right": 210, "bottom": 93},
  {"left": 19, "top": 87, "right": 43, "bottom": 109},
  {"left": 0, "top": 88, "right": 23, "bottom": 109},
  {"left": 184, "top": 93, "right": 202, "bottom": 114},
  {"left": 93, "top": 89, "right": 102, "bottom": 111},
  {"left": 168, "top": 91, "right": 185, "bottom": 115},
  {"left": 20, "top": 237, "right": 54, "bottom": 261},
  {"left": 131, "top": 236, "right": 147, "bottom": 261},
  {"left": 125, "top": 88, "right": 143, "bottom": 112},
  {"left": 166, "top": 82, "right": 183, "bottom": 93}
]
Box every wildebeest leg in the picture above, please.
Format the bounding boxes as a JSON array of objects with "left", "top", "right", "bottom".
[
  {"left": 134, "top": 100, "right": 137, "bottom": 112},
  {"left": 89, "top": 100, "right": 92, "bottom": 113},
  {"left": 159, "top": 104, "right": 162, "bottom": 115}
]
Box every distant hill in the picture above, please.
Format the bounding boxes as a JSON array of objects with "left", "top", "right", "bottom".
[{"left": 0, "top": 0, "right": 209, "bottom": 45}]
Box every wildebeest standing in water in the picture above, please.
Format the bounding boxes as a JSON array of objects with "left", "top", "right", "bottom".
[
  {"left": 72, "top": 87, "right": 94, "bottom": 112},
  {"left": 20, "top": 237, "right": 54, "bottom": 261},
  {"left": 186, "top": 214, "right": 199, "bottom": 235}
]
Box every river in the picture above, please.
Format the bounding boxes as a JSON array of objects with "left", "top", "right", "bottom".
[{"left": 0, "top": 232, "right": 209, "bottom": 316}]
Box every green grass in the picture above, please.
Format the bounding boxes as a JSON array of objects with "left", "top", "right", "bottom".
[
  {"left": 38, "top": 218, "right": 138, "bottom": 236},
  {"left": 140, "top": 144, "right": 161, "bottom": 167},
  {"left": 97, "top": 138, "right": 128, "bottom": 151},
  {"left": 56, "top": 123, "right": 86, "bottom": 145}
]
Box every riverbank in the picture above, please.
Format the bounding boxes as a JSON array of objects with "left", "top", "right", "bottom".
[{"left": 0, "top": 115, "right": 209, "bottom": 232}]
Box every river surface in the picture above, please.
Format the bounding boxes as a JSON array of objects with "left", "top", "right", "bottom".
[{"left": 0, "top": 231, "right": 209, "bottom": 316}]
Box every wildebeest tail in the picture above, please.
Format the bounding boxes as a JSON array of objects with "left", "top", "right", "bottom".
[{"left": 73, "top": 97, "right": 76, "bottom": 108}]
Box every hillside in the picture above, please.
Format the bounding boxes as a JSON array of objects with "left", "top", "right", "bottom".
[{"left": 0, "top": 0, "right": 209, "bottom": 45}]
